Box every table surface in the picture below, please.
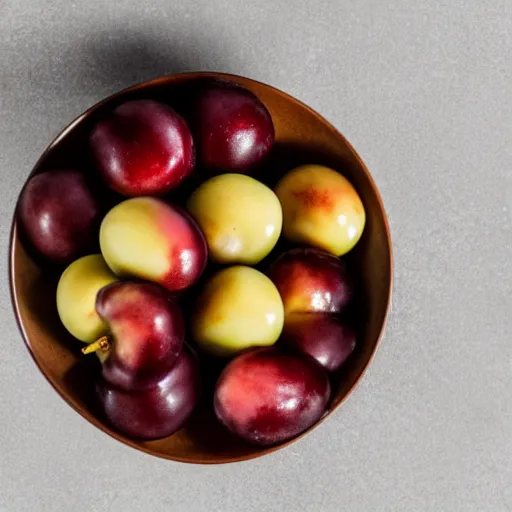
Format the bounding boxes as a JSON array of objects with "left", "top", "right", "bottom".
[{"left": 1, "top": 1, "right": 511, "bottom": 511}]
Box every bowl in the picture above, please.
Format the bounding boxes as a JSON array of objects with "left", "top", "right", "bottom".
[{"left": 9, "top": 72, "right": 393, "bottom": 464}]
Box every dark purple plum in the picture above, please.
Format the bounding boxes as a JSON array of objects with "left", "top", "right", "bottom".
[
  {"left": 90, "top": 99, "right": 194, "bottom": 196},
  {"left": 193, "top": 82, "right": 274, "bottom": 173},
  {"left": 281, "top": 313, "right": 356, "bottom": 372},
  {"left": 93, "top": 281, "right": 185, "bottom": 391},
  {"left": 17, "top": 169, "right": 102, "bottom": 264},
  {"left": 214, "top": 347, "right": 330, "bottom": 445},
  {"left": 97, "top": 348, "right": 200, "bottom": 440}
]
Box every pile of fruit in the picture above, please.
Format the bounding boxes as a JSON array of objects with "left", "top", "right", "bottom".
[{"left": 17, "top": 79, "right": 366, "bottom": 446}]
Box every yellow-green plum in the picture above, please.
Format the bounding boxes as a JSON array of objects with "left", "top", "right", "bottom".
[
  {"left": 275, "top": 165, "right": 366, "bottom": 256},
  {"left": 56, "top": 254, "right": 118, "bottom": 342},
  {"left": 187, "top": 174, "right": 282, "bottom": 264},
  {"left": 100, "top": 197, "right": 207, "bottom": 291},
  {"left": 191, "top": 266, "right": 284, "bottom": 356}
]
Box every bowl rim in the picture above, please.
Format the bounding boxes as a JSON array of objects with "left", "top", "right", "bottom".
[{"left": 8, "top": 71, "right": 393, "bottom": 464}]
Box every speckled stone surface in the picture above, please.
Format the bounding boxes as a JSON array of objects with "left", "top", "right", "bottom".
[{"left": 1, "top": 1, "right": 511, "bottom": 510}]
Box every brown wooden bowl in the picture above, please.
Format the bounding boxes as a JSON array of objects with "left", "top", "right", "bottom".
[{"left": 9, "top": 72, "right": 392, "bottom": 464}]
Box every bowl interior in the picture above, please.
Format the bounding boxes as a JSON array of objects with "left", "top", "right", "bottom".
[{"left": 10, "top": 72, "right": 392, "bottom": 463}]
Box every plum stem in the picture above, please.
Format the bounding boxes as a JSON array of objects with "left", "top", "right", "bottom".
[{"left": 82, "top": 336, "right": 111, "bottom": 355}]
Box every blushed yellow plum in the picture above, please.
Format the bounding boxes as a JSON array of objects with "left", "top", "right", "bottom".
[
  {"left": 56, "top": 254, "right": 118, "bottom": 342},
  {"left": 99, "top": 197, "right": 207, "bottom": 291},
  {"left": 187, "top": 174, "right": 282, "bottom": 264},
  {"left": 191, "top": 266, "right": 284, "bottom": 356},
  {"left": 275, "top": 165, "right": 366, "bottom": 256}
]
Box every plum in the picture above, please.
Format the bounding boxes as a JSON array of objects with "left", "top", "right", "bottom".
[
  {"left": 17, "top": 169, "right": 102, "bottom": 264},
  {"left": 99, "top": 197, "right": 207, "bottom": 292},
  {"left": 97, "top": 348, "right": 200, "bottom": 440},
  {"left": 89, "top": 281, "right": 185, "bottom": 391},
  {"left": 191, "top": 266, "right": 284, "bottom": 357},
  {"left": 275, "top": 165, "right": 365, "bottom": 256},
  {"left": 187, "top": 173, "right": 282, "bottom": 264},
  {"left": 56, "top": 254, "right": 118, "bottom": 343},
  {"left": 267, "top": 248, "right": 353, "bottom": 315},
  {"left": 281, "top": 313, "right": 356, "bottom": 372},
  {"left": 90, "top": 99, "right": 195, "bottom": 196},
  {"left": 192, "top": 82, "right": 274, "bottom": 173},
  {"left": 214, "top": 347, "right": 330, "bottom": 445}
]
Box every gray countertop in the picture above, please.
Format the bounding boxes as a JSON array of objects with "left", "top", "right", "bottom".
[{"left": 1, "top": 1, "right": 511, "bottom": 511}]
